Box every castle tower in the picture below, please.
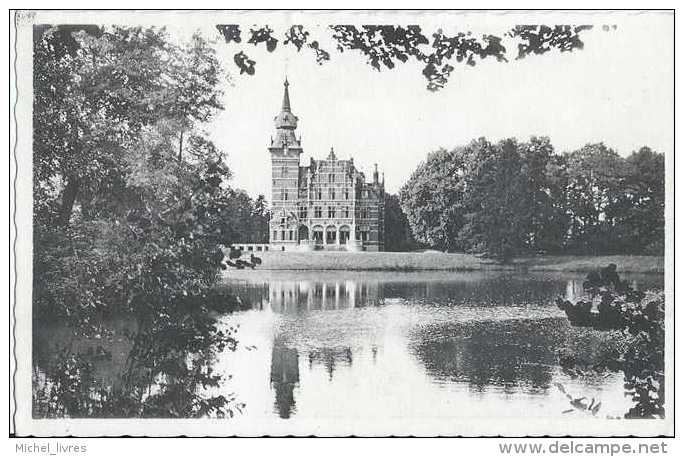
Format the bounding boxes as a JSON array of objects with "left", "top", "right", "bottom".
[
  {"left": 269, "top": 79, "right": 303, "bottom": 249},
  {"left": 264, "top": 78, "right": 385, "bottom": 252}
]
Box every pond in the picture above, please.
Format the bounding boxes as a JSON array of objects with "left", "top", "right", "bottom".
[
  {"left": 214, "top": 271, "right": 662, "bottom": 425},
  {"left": 33, "top": 270, "right": 663, "bottom": 433}
]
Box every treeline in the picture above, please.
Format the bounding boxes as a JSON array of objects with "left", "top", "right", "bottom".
[{"left": 397, "top": 137, "right": 664, "bottom": 259}]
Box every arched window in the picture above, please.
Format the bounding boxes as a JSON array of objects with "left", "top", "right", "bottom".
[
  {"left": 325, "top": 226, "right": 337, "bottom": 244},
  {"left": 298, "top": 225, "right": 309, "bottom": 241}
]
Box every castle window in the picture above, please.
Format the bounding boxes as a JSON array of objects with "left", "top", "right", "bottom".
[
  {"left": 282, "top": 166, "right": 287, "bottom": 176},
  {"left": 328, "top": 207, "right": 336, "bottom": 218},
  {"left": 317, "top": 189, "right": 322, "bottom": 200},
  {"left": 281, "top": 230, "right": 286, "bottom": 240},
  {"left": 344, "top": 207, "right": 350, "bottom": 218},
  {"left": 298, "top": 206, "right": 308, "bottom": 219},
  {"left": 283, "top": 189, "right": 288, "bottom": 201},
  {"left": 289, "top": 230, "right": 293, "bottom": 240},
  {"left": 314, "top": 206, "right": 322, "bottom": 218},
  {"left": 273, "top": 230, "right": 278, "bottom": 240},
  {"left": 344, "top": 189, "right": 349, "bottom": 200},
  {"left": 329, "top": 173, "right": 335, "bottom": 183},
  {"left": 329, "top": 189, "right": 335, "bottom": 200}
]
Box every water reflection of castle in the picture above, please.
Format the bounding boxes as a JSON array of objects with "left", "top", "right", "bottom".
[
  {"left": 267, "top": 280, "right": 382, "bottom": 312},
  {"left": 270, "top": 337, "right": 355, "bottom": 418},
  {"left": 231, "top": 274, "right": 660, "bottom": 315},
  {"left": 270, "top": 338, "right": 299, "bottom": 419}
]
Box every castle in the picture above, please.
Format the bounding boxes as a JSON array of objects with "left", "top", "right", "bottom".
[{"left": 268, "top": 79, "right": 385, "bottom": 252}]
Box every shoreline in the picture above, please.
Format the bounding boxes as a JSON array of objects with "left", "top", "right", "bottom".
[{"left": 225, "top": 251, "right": 664, "bottom": 274}]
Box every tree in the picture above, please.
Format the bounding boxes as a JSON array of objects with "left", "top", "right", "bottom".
[
  {"left": 33, "top": 25, "right": 226, "bottom": 228},
  {"left": 518, "top": 137, "right": 570, "bottom": 253},
  {"left": 33, "top": 114, "right": 245, "bottom": 419},
  {"left": 621, "top": 147, "right": 665, "bottom": 255},
  {"left": 251, "top": 195, "right": 271, "bottom": 244},
  {"left": 384, "top": 194, "right": 417, "bottom": 252},
  {"left": 399, "top": 148, "right": 467, "bottom": 251},
  {"left": 457, "top": 138, "right": 529, "bottom": 260},
  {"left": 216, "top": 24, "right": 606, "bottom": 91},
  {"left": 161, "top": 33, "right": 225, "bottom": 161},
  {"left": 564, "top": 144, "right": 630, "bottom": 254},
  {"left": 32, "top": 26, "right": 243, "bottom": 417}
]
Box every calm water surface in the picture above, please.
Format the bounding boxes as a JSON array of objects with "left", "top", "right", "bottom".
[
  {"left": 212, "top": 270, "right": 662, "bottom": 424},
  {"left": 33, "top": 270, "right": 663, "bottom": 427}
]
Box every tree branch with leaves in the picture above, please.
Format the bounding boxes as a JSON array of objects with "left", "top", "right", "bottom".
[{"left": 216, "top": 23, "right": 610, "bottom": 91}]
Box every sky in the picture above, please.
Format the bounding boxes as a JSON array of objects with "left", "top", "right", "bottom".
[{"left": 188, "top": 11, "right": 674, "bottom": 200}]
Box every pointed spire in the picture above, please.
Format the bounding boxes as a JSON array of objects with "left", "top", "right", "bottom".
[
  {"left": 273, "top": 77, "right": 298, "bottom": 132},
  {"left": 282, "top": 77, "right": 291, "bottom": 112}
]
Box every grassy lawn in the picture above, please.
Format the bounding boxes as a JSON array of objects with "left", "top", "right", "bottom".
[
  {"left": 515, "top": 255, "right": 664, "bottom": 273},
  {"left": 235, "top": 250, "right": 664, "bottom": 273}
]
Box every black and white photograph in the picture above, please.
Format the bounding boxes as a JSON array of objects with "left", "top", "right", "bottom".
[{"left": 9, "top": 8, "right": 675, "bottom": 440}]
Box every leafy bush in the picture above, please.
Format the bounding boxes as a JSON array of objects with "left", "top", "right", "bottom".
[{"left": 556, "top": 265, "right": 665, "bottom": 418}]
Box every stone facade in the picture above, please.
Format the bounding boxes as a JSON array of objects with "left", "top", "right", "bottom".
[{"left": 269, "top": 79, "right": 385, "bottom": 251}]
